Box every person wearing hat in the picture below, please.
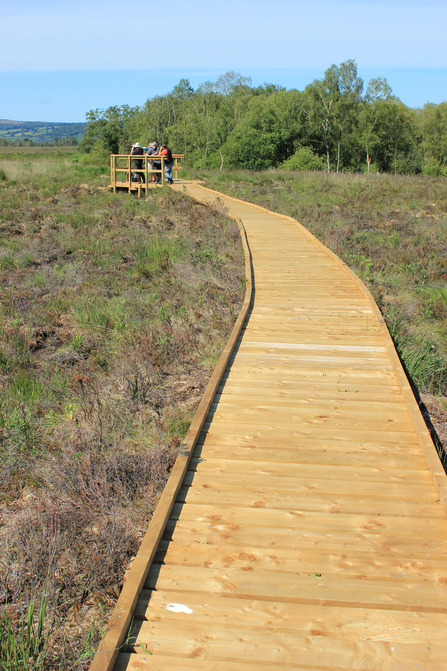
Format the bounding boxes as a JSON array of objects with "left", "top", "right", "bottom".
[
  {"left": 131, "top": 142, "right": 145, "bottom": 183},
  {"left": 147, "top": 142, "right": 161, "bottom": 183}
]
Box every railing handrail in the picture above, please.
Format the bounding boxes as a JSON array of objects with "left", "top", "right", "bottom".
[
  {"left": 112, "top": 153, "right": 185, "bottom": 158},
  {"left": 109, "top": 153, "right": 185, "bottom": 192}
]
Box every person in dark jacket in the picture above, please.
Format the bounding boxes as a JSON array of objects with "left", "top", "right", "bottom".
[{"left": 131, "top": 142, "right": 145, "bottom": 183}]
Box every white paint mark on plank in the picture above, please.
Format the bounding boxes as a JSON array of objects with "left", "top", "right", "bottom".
[{"left": 167, "top": 603, "right": 193, "bottom": 614}]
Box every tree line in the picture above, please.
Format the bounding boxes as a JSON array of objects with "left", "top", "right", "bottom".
[
  {"left": 0, "top": 136, "right": 79, "bottom": 147},
  {"left": 0, "top": 120, "right": 86, "bottom": 146},
  {"left": 79, "top": 61, "right": 447, "bottom": 175}
]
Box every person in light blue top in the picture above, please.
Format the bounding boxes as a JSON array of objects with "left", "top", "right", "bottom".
[{"left": 147, "top": 142, "right": 161, "bottom": 183}]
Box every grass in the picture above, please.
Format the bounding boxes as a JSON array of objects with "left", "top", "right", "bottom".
[
  {"left": 0, "top": 147, "right": 78, "bottom": 156},
  {"left": 0, "top": 152, "right": 244, "bottom": 669},
  {"left": 0, "top": 593, "right": 50, "bottom": 671}
]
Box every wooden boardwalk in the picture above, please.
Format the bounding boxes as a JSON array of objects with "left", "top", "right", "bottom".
[{"left": 92, "top": 183, "right": 447, "bottom": 671}]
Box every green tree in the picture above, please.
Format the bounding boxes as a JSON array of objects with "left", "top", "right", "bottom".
[
  {"left": 223, "top": 90, "right": 304, "bottom": 170},
  {"left": 369, "top": 101, "right": 422, "bottom": 174},
  {"left": 418, "top": 102, "right": 447, "bottom": 171},
  {"left": 304, "top": 60, "right": 363, "bottom": 173},
  {"left": 79, "top": 105, "right": 137, "bottom": 155},
  {"left": 360, "top": 77, "right": 394, "bottom": 172}
]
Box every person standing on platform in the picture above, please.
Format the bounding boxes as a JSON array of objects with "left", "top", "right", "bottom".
[
  {"left": 130, "top": 142, "right": 145, "bottom": 183},
  {"left": 159, "top": 143, "right": 174, "bottom": 184},
  {"left": 147, "top": 142, "right": 160, "bottom": 183}
]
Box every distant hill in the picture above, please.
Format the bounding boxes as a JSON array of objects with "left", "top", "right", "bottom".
[{"left": 0, "top": 119, "right": 87, "bottom": 144}]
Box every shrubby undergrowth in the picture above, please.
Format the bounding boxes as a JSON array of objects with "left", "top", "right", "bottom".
[{"left": 0, "top": 151, "right": 244, "bottom": 668}]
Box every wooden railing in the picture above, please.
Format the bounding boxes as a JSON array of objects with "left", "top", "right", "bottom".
[{"left": 109, "top": 153, "right": 184, "bottom": 193}]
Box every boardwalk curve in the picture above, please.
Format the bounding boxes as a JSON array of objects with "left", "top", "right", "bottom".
[{"left": 91, "top": 182, "right": 447, "bottom": 671}]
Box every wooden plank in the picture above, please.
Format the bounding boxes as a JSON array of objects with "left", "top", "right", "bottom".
[
  {"left": 192, "top": 443, "right": 430, "bottom": 470},
  {"left": 216, "top": 380, "right": 402, "bottom": 395},
  {"left": 186, "top": 458, "right": 433, "bottom": 485},
  {"left": 206, "top": 405, "right": 413, "bottom": 430},
  {"left": 200, "top": 423, "right": 419, "bottom": 446},
  {"left": 154, "top": 540, "right": 447, "bottom": 580},
  {"left": 212, "top": 394, "right": 411, "bottom": 414},
  {"left": 221, "top": 367, "right": 398, "bottom": 384},
  {"left": 236, "top": 340, "right": 387, "bottom": 352},
  {"left": 169, "top": 503, "right": 447, "bottom": 537},
  {"left": 228, "top": 353, "right": 393, "bottom": 367},
  {"left": 197, "top": 429, "right": 420, "bottom": 450},
  {"left": 163, "top": 520, "right": 447, "bottom": 556},
  {"left": 124, "top": 620, "right": 447, "bottom": 670},
  {"left": 217, "top": 378, "right": 403, "bottom": 396},
  {"left": 115, "top": 653, "right": 332, "bottom": 671},
  {"left": 178, "top": 483, "right": 444, "bottom": 518},
  {"left": 134, "top": 589, "right": 447, "bottom": 637},
  {"left": 239, "top": 332, "right": 384, "bottom": 343},
  {"left": 145, "top": 564, "right": 447, "bottom": 612}
]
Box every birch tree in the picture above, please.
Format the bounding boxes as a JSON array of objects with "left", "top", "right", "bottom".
[{"left": 361, "top": 77, "right": 393, "bottom": 172}]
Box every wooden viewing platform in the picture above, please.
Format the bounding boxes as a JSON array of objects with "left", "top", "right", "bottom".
[
  {"left": 108, "top": 153, "right": 185, "bottom": 195},
  {"left": 91, "top": 182, "right": 447, "bottom": 671}
]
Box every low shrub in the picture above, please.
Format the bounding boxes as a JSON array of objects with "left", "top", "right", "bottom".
[
  {"left": 280, "top": 146, "right": 326, "bottom": 171},
  {"left": 421, "top": 158, "right": 447, "bottom": 177}
]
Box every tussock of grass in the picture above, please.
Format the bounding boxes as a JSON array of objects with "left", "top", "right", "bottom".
[
  {"left": 0, "top": 153, "right": 244, "bottom": 669},
  {"left": 0, "top": 591, "right": 50, "bottom": 671}
]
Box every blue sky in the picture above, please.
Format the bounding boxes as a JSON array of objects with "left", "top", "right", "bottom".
[{"left": 1, "top": 0, "right": 446, "bottom": 122}]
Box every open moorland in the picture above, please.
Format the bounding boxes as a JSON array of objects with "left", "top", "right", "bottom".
[
  {"left": 0, "top": 147, "right": 78, "bottom": 155},
  {"left": 0, "top": 149, "right": 447, "bottom": 669},
  {"left": 0, "top": 151, "right": 244, "bottom": 669}
]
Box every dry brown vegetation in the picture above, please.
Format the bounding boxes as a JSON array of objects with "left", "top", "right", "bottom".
[{"left": 0, "top": 153, "right": 244, "bottom": 669}]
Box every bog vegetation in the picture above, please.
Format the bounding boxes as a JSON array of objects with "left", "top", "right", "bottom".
[
  {"left": 79, "top": 61, "right": 447, "bottom": 177},
  {"left": 0, "top": 150, "right": 244, "bottom": 669},
  {"left": 1, "top": 121, "right": 447, "bottom": 667}
]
